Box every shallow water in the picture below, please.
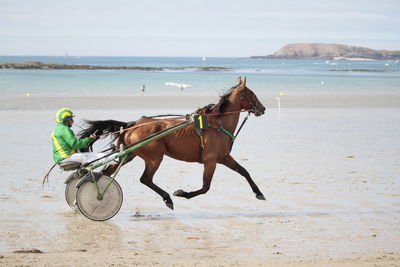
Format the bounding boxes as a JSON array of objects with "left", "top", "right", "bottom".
[{"left": 1, "top": 57, "right": 400, "bottom": 97}]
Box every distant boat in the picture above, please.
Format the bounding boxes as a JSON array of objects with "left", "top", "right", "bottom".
[
  {"left": 64, "top": 52, "right": 69, "bottom": 58},
  {"left": 202, "top": 56, "right": 206, "bottom": 61}
]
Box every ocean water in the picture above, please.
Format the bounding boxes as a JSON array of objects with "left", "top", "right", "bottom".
[{"left": 0, "top": 56, "right": 399, "bottom": 97}]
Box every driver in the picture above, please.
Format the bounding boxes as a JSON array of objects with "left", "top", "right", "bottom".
[{"left": 51, "top": 107, "right": 101, "bottom": 165}]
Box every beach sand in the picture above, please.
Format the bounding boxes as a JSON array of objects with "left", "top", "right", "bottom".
[
  {"left": 1, "top": 94, "right": 400, "bottom": 110},
  {"left": 0, "top": 94, "right": 399, "bottom": 266}
]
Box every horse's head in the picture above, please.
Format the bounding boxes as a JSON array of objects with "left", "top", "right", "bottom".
[{"left": 234, "top": 77, "right": 266, "bottom": 116}]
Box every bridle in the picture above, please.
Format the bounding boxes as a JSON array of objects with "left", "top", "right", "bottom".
[{"left": 240, "top": 89, "right": 264, "bottom": 116}]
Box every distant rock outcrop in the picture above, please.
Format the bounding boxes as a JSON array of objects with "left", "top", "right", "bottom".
[
  {"left": 252, "top": 43, "right": 400, "bottom": 60},
  {"left": 0, "top": 62, "right": 230, "bottom": 71}
]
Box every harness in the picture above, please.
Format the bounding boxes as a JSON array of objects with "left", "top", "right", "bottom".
[
  {"left": 195, "top": 111, "right": 250, "bottom": 162},
  {"left": 219, "top": 111, "right": 250, "bottom": 142},
  {"left": 43, "top": 110, "right": 252, "bottom": 185}
]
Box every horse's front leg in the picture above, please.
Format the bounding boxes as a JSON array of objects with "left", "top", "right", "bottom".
[
  {"left": 174, "top": 161, "right": 216, "bottom": 199},
  {"left": 221, "top": 154, "right": 265, "bottom": 200}
]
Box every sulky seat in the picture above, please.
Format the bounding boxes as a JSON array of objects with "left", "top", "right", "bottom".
[{"left": 58, "top": 161, "right": 81, "bottom": 171}]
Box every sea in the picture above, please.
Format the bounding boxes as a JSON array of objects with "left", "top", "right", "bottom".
[{"left": 0, "top": 56, "right": 399, "bottom": 97}]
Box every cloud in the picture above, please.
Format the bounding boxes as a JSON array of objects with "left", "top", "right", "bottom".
[{"left": 1, "top": 0, "right": 399, "bottom": 56}]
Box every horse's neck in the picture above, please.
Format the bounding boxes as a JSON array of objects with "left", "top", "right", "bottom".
[{"left": 218, "top": 96, "right": 241, "bottom": 134}]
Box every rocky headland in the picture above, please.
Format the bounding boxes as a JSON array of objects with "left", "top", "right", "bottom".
[
  {"left": 252, "top": 43, "right": 400, "bottom": 60},
  {"left": 0, "top": 61, "right": 231, "bottom": 71}
]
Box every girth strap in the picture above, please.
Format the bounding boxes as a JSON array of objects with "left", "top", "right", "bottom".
[
  {"left": 196, "top": 112, "right": 250, "bottom": 163},
  {"left": 193, "top": 114, "right": 208, "bottom": 163}
]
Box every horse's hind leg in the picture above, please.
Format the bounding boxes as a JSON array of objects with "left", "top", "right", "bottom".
[
  {"left": 174, "top": 161, "right": 216, "bottom": 199},
  {"left": 221, "top": 154, "right": 265, "bottom": 200},
  {"left": 140, "top": 155, "right": 174, "bottom": 210},
  {"left": 103, "top": 153, "right": 136, "bottom": 177}
]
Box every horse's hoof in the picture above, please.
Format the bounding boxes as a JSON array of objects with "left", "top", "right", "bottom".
[
  {"left": 165, "top": 202, "right": 174, "bottom": 210},
  {"left": 173, "top": 189, "right": 185, "bottom": 197},
  {"left": 256, "top": 193, "right": 266, "bottom": 200},
  {"left": 164, "top": 199, "right": 174, "bottom": 210}
]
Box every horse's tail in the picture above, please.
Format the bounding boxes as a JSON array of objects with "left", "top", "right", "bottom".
[{"left": 78, "top": 119, "right": 130, "bottom": 139}]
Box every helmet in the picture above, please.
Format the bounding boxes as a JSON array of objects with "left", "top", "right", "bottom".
[{"left": 55, "top": 107, "right": 74, "bottom": 123}]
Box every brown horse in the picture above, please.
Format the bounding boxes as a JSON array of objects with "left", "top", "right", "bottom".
[{"left": 80, "top": 77, "right": 266, "bottom": 209}]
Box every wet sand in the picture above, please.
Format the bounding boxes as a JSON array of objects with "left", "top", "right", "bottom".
[
  {"left": 0, "top": 94, "right": 399, "bottom": 266},
  {"left": 1, "top": 94, "right": 400, "bottom": 110}
]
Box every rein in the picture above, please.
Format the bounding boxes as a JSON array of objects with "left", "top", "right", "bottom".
[{"left": 94, "top": 109, "right": 251, "bottom": 139}]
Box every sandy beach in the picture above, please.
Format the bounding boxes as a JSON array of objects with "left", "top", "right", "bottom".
[
  {"left": 0, "top": 94, "right": 399, "bottom": 266},
  {"left": 1, "top": 94, "right": 400, "bottom": 110}
]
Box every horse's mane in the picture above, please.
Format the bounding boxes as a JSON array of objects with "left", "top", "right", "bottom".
[
  {"left": 195, "top": 86, "right": 237, "bottom": 114},
  {"left": 78, "top": 119, "right": 128, "bottom": 138}
]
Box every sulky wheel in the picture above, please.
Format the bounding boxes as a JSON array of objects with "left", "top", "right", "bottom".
[
  {"left": 65, "top": 172, "right": 80, "bottom": 208},
  {"left": 76, "top": 175, "right": 123, "bottom": 221}
]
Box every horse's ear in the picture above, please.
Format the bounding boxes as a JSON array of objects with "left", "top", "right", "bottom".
[
  {"left": 243, "top": 76, "right": 246, "bottom": 87},
  {"left": 236, "top": 76, "right": 242, "bottom": 85}
]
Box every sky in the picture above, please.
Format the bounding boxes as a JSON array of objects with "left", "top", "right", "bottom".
[{"left": 1, "top": 0, "right": 399, "bottom": 57}]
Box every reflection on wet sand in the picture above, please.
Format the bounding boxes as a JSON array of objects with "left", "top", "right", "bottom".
[
  {"left": 59, "top": 213, "right": 124, "bottom": 252},
  {"left": 129, "top": 210, "right": 400, "bottom": 221}
]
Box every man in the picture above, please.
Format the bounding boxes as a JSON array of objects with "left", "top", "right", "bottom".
[{"left": 51, "top": 107, "right": 101, "bottom": 166}]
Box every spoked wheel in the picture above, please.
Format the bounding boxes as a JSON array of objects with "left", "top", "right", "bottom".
[
  {"left": 76, "top": 175, "right": 123, "bottom": 221},
  {"left": 65, "top": 172, "right": 80, "bottom": 207}
]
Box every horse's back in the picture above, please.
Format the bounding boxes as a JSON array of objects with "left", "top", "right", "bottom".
[
  {"left": 125, "top": 117, "right": 232, "bottom": 163},
  {"left": 125, "top": 118, "right": 200, "bottom": 162}
]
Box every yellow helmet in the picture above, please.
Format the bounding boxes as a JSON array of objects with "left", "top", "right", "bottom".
[{"left": 55, "top": 107, "right": 74, "bottom": 123}]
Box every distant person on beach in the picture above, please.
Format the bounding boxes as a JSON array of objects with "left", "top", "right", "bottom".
[
  {"left": 140, "top": 84, "right": 145, "bottom": 92},
  {"left": 51, "top": 107, "right": 99, "bottom": 165}
]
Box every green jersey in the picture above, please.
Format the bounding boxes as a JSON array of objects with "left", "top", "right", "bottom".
[{"left": 51, "top": 123, "right": 92, "bottom": 163}]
